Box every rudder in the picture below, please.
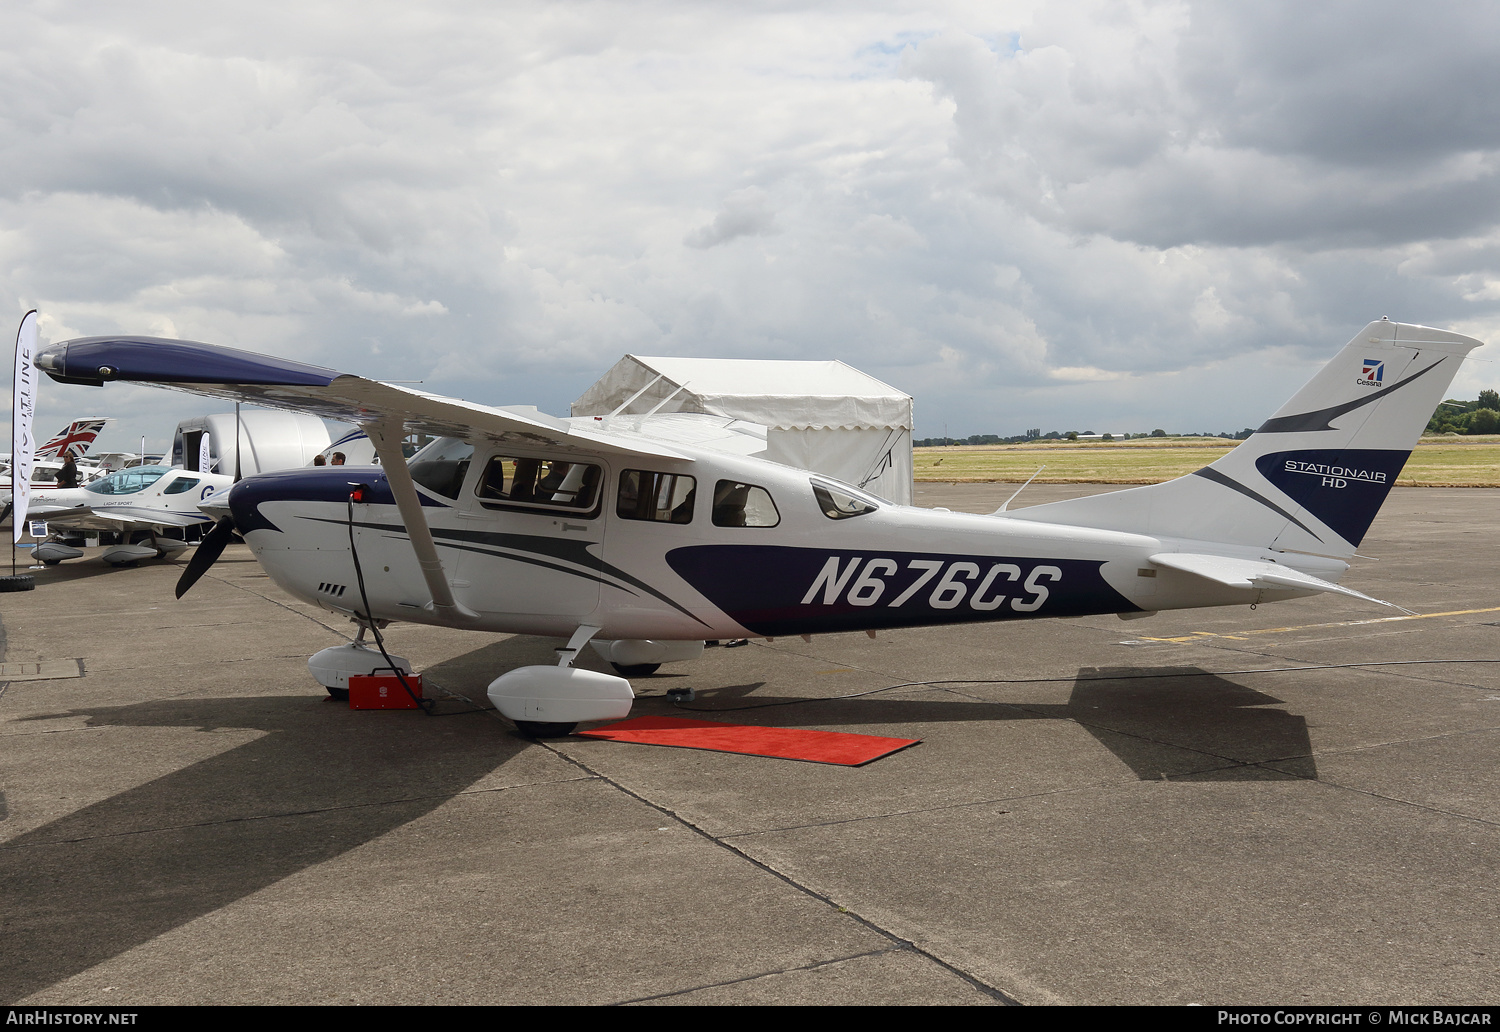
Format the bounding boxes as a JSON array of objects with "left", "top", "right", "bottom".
[{"left": 1006, "top": 320, "right": 1483, "bottom": 555}]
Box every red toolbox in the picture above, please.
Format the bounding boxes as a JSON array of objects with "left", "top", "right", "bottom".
[{"left": 348, "top": 672, "right": 424, "bottom": 710}]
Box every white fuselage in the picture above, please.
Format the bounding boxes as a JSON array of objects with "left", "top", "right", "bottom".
[
  {"left": 230, "top": 440, "right": 1322, "bottom": 642},
  {"left": 30, "top": 465, "right": 234, "bottom": 533}
]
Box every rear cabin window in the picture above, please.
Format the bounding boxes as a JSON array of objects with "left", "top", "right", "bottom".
[
  {"left": 712, "top": 480, "right": 780, "bottom": 528},
  {"left": 617, "top": 470, "right": 696, "bottom": 523},
  {"left": 163, "top": 477, "right": 202, "bottom": 495},
  {"left": 477, "top": 456, "right": 602, "bottom": 515}
]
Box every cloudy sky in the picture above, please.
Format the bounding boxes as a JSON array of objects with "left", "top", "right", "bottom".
[{"left": 6, "top": 0, "right": 1500, "bottom": 451}]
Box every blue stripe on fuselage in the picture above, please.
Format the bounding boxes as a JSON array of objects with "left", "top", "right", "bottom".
[
  {"left": 666, "top": 544, "right": 1138, "bottom": 636},
  {"left": 228, "top": 468, "right": 448, "bottom": 535}
]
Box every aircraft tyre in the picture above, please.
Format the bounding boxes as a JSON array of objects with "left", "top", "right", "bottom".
[
  {"left": 610, "top": 662, "right": 660, "bottom": 677},
  {"left": 515, "top": 721, "right": 577, "bottom": 738},
  {"left": 0, "top": 574, "right": 35, "bottom": 592},
  {"left": 326, "top": 685, "right": 350, "bottom": 701}
]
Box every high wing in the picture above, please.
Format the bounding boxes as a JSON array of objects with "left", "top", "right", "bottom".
[
  {"left": 36, "top": 336, "right": 686, "bottom": 462},
  {"left": 586, "top": 411, "right": 769, "bottom": 457},
  {"left": 37, "top": 334, "right": 687, "bottom": 621}
]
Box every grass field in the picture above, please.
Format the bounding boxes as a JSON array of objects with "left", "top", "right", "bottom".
[{"left": 914, "top": 436, "right": 1500, "bottom": 487}]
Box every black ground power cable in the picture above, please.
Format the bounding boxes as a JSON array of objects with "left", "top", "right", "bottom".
[{"left": 346, "top": 486, "right": 435, "bottom": 715}]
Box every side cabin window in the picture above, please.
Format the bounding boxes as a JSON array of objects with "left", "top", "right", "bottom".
[
  {"left": 618, "top": 470, "right": 696, "bottom": 523},
  {"left": 477, "top": 455, "right": 602, "bottom": 516},
  {"left": 162, "top": 477, "right": 202, "bottom": 495},
  {"left": 811, "top": 479, "right": 881, "bottom": 520},
  {"left": 712, "top": 480, "right": 780, "bottom": 528},
  {"left": 409, "top": 439, "right": 475, "bottom": 500}
]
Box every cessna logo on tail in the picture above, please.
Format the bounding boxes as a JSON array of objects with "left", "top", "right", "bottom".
[{"left": 1357, "top": 358, "right": 1384, "bottom": 388}]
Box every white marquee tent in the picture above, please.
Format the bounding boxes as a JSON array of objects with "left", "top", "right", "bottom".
[{"left": 572, "top": 356, "right": 914, "bottom": 504}]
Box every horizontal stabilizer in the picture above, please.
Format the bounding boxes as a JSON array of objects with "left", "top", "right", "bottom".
[{"left": 1148, "top": 553, "right": 1412, "bottom": 613}]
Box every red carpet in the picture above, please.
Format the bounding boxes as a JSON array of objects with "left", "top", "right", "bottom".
[{"left": 576, "top": 715, "right": 920, "bottom": 766}]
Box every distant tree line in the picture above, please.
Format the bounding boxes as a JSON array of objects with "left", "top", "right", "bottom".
[
  {"left": 914, "top": 391, "right": 1500, "bottom": 445},
  {"left": 1426, "top": 390, "right": 1500, "bottom": 435},
  {"left": 914, "top": 427, "right": 1257, "bottom": 446}
]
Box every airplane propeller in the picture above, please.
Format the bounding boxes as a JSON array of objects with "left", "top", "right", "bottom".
[{"left": 175, "top": 516, "right": 237, "bottom": 598}]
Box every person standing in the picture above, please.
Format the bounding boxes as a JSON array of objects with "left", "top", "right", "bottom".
[{"left": 56, "top": 454, "right": 80, "bottom": 489}]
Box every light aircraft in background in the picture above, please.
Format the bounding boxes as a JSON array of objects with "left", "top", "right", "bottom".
[
  {"left": 33, "top": 320, "right": 1481, "bottom": 734},
  {"left": 86, "top": 452, "right": 165, "bottom": 471},
  {"left": 26, "top": 465, "right": 234, "bottom": 565}
]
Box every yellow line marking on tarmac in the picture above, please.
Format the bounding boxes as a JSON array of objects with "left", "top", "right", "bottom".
[{"left": 1132, "top": 605, "right": 1500, "bottom": 644}]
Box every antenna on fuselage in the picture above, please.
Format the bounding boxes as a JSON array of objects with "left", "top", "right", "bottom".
[{"left": 993, "top": 466, "right": 1045, "bottom": 514}]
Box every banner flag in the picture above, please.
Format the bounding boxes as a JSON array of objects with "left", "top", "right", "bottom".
[
  {"left": 12, "top": 311, "right": 38, "bottom": 545},
  {"left": 198, "top": 431, "right": 212, "bottom": 473}
]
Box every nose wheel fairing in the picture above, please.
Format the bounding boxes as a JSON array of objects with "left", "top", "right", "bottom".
[{"left": 308, "top": 642, "right": 412, "bottom": 700}]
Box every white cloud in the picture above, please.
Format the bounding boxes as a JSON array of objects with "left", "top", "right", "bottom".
[
  {"left": 1050, "top": 366, "right": 1127, "bottom": 383},
  {"left": 684, "top": 188, "right": 779, "bottom": 249},
  {"left": 4, "top": 0, "right": 1500, "bottom": 453}
]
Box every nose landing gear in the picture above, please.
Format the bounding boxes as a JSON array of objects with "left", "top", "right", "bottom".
[{"left": 308, "top": 622, "right": 410, "bottom": 702}]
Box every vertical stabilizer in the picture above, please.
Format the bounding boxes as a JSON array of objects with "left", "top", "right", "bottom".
[
  {"left": 35, "top": 419, "right": 109, "bottom": 459},
  {"left": 1005, "top": 320, "right": 1483, "bottom": 554}
]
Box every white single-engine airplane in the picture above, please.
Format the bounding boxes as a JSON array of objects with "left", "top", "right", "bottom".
[
  {"left": 26, "top": 465, "right": 235, "bottom": 565},
  {"left": 34, "top": 320, "right": 1481, "bottom": 734},
  {"left": 27, "top": 468, "right": 234, "bottom": 561}
]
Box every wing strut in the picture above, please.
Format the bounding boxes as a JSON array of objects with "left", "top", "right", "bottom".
[{"left": 362, "top": 418, "right": 480, "bottom": 624}]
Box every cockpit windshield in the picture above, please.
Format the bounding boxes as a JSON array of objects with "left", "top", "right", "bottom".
[
  {"left": 408, "top": 438, "right": 475, "bottom": 500},
  {"left": 85, "top": 466, "right": 171, "bottom": 496}
]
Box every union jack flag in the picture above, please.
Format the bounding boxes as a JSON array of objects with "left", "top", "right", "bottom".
[{"left": 36, "top": 419, "right": 108, "bottom": 459}]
